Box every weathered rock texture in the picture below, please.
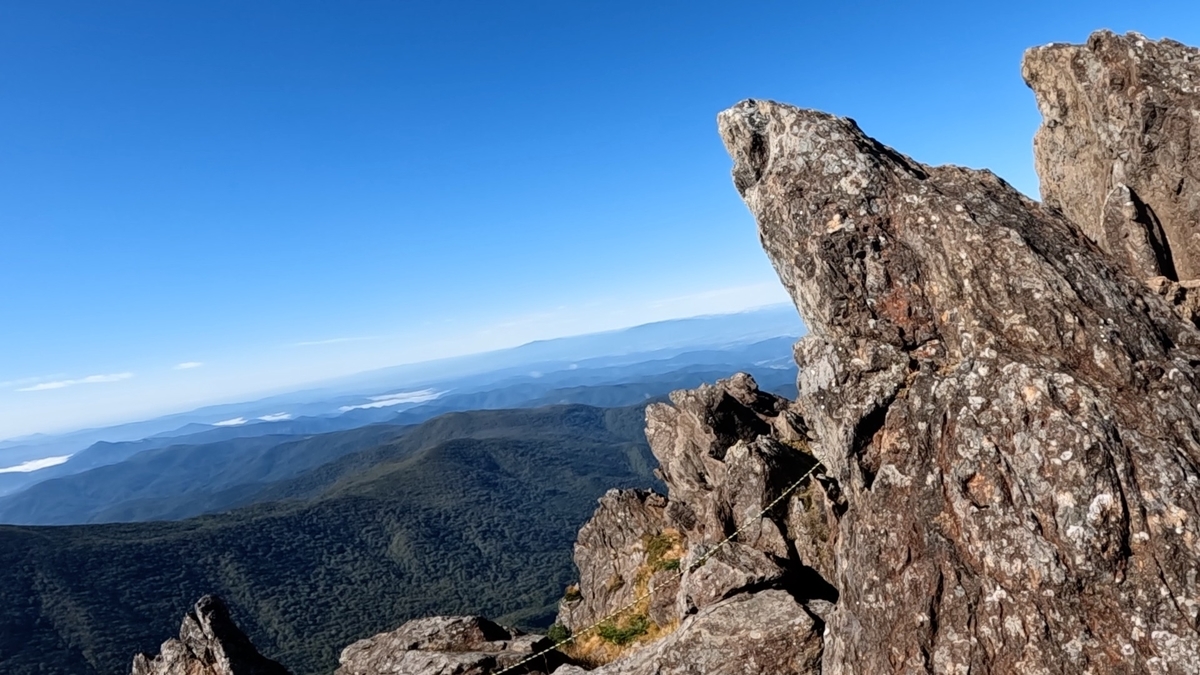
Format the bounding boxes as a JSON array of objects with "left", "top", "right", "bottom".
[
  {"left": 557, "top": 489, "right": 680, "bottom": 633},
  {"left": 553, "top": 590, "right": 822, "bottom": 675},
  {"left": 131, "top": 596, "right": 290, "bottom": 675},
  {"left": 555, "top": 374, "right": 829, "bottom": 672},
  {"left": 1024, "top": 30, "right": 1200, "bottom": 281},
  {"left": 717, "top": 82, "right": 1200, "bottom": 671},
  {"left": 140, "top": 30, "right": 1200, "bottom": 675},
  {"left": 547, "top": 34, "right": 1200, "bottom": 675},
  {"left": 334, "top": 616, "right": 563, "bottom": 675},
  {"left": 560, "top": 48, "right": 1200, "bottom": 670}
]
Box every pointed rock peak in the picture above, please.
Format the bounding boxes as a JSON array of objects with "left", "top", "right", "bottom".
[
  {"left": 131, "top": 595, "right": 290, "bottom": 675},
  {"left": 715, "top": 33, "right": 1200, "bottom": 674},
  {"left": 1023, "top": 30, "right": 1200, "bottom": 281}
]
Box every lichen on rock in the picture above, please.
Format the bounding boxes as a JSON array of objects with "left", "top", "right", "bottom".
[
  {"left": 1024, "top": 30, "right": 1200, "bottom": 281},
  {"left": 534, "top": 33, "right": 1200, "bottom": 674},
  {"left": 335, "top": 615, "right": 564, "bottom": 675},
  {"left": 718, "top": 37, "right": 1200, "bottom": 669}
]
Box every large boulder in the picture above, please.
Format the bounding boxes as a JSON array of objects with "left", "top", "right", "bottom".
[
  {"left": 557, "top": 489, "right": 680, "bottom": 633},
  {"left": 557, "top": 374, "right": 829, "bottom": 668},
  {"left": 552, "top": 590, "right": 822, "bottom": 675},
  {"left": 335, "top": 615, "right": 562, "bottom": 675},
  {"left": 719, "top": 93, "right": 1200, "bottom": 673}
]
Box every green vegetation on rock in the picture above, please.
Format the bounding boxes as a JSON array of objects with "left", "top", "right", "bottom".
[{"left": 596, "top": 614, "right": 651, "bottom": 646}]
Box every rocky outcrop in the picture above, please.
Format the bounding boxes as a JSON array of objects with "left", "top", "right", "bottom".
[
  {"left": 553, "top": 590, "right": 822, "bottom": 675},
  {"left": 138, "top": 30, "right": 1200, "bottom": 675},
  {"left": 557, "top": 489, "right": 679, "bottom": 633},
  {"left": 718, "top": 78, "right": 1200, "bottom": 671},
  {"left": 1023, "top": 30, "right": 1200, "bottom": 281},
  {"left": 335, "top": 616, "right": 564, "bottom": 675},
  {"left": 131, "top": 596, "right": 290, "bottom": 675},
  {"left": 555, "top": 36, "right": 1200, "bottom": 671},
  {"left": 554, "top": 374, "right": 829, "bottom": 672}
]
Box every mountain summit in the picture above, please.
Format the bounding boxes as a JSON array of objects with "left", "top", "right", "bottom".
[{"left": 137, "top": 29, "right": 1200, "bottom": 674}]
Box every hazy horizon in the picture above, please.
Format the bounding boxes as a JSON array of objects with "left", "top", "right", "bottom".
[
  {"left": 4, "top": 1, "right": 1197, "bottom": 440},
  {"left": 0, "top": 301, "right": 799, "bottom": 441}
]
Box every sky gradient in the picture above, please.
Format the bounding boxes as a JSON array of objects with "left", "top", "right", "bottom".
[{"left": 2, "top": 0, "right": 1198, "bottom": 438}]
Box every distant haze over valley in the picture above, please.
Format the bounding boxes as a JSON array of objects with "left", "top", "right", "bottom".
[
  {"left": 0, "top": 304, "right": 801, "bottom": 447},
  {"left": 0, "top": 304, "right": 806, "bottom": 675},
  {"left": 0, "top": 306, "right": 803, "bottom": 504}
]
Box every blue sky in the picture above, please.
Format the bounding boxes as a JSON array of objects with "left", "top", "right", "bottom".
[{"left": 1, "top": 0, "right": 1197, "bottom": 439}]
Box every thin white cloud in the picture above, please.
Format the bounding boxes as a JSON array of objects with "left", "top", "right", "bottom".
[
  {"left": 212, "top": 417, "right": 248, "bottom": 427},
  {"left": 17, "top": 372, "right": 134, "bottom": 392},
  {"left": 174, "top": 362, "right": 204, "bottom": 370},
  {"left": 258, "top": 412, "right": 292, "bottom": 422},
  {"left": 0, "top": 375, "right": 62, "bottom": 389},
  {"left": 0, "top": 455, "right": 72, "bottom": 473},
  {"left": 290, "top": 336, "right": 380, "bottom": 347},
  {"left": 340, "top": 389, "right": 442, "bottom": 412}
]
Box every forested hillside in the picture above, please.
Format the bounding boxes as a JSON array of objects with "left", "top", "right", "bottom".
[
  {"left": 0, "top": 404, "right": 659, "bottom": 675},
  {"left": 0, "top": 355, "right": 794, "bottom": 526}
]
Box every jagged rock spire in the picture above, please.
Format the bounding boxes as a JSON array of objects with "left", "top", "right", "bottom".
[
  {"left": 131, "top": 596, "right": 290, "bottom": 675},
  {"left": 718, "top": 47, "right": 1200, "bottom": 671}
]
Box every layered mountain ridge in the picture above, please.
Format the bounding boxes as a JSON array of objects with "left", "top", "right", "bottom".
[{"left": 135, "top": 30, "right": 1200, "bottom": 675}]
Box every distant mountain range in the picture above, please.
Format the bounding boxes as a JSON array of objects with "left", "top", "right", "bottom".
[
  {"left": 0, "top": 306, "right": 802, "bottom": 500},
  {"left": 0, "top": 306, "right": 805, "bottom": 675},
  {"left": 0, "top": 338, "right": 796, "bottom": 524},
  {"left": 0, "top": 305, "right": 801, "bottom": 466}
]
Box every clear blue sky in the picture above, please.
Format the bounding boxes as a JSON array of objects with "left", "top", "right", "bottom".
[{"left": 1, "top": 0, "right": 1197, "bottom": 439}]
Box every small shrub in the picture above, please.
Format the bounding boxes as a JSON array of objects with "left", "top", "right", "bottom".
[
  {"left": 645, "top": 531, "right": 683, "bottom": 572},
  {"left": 657, "top": 558, "right": 681, "bottom": 572},
  {"left": 546, "top": 623, "right": 571, "bottom": 644},
  {"left": 645, "top": 533, "right": 674, "bottom": 562},
  {"left": 596, "top": 614, "right": 650, "bottom": 646}
]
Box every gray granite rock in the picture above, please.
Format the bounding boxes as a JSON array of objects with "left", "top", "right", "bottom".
[
  {"left": 131, "top": 596, "right": 289, "bottom": 675},
  {"left": 568, "top": 590, "right": 821, "bottom": 675},
  {"left": 720, "top": 87, "right": 1200, "bottom": 673},
  {"left": 335, "top": 616, "right": 560, "bottom": 675}
]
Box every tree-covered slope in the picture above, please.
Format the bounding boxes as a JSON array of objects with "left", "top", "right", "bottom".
[
  {"left": 0, "top": 423, "right": 413, "bottom": 525},
  {"left": 0, "top": 360, "right": 792, "bottom": 526},
  {"left": 0, "top": 404, "right": 659, "bottom": 675}
]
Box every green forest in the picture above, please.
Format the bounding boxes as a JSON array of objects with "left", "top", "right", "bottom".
[{"left": 0, "top": 404, "right": 661, "bottom": 675}]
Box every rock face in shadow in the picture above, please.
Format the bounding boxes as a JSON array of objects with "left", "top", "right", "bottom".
[
  {"left": 1023, "top": 30, "right": 1200, "bottom": 281},
  {"left": 718, "top": 87, "right": 1200, "bottom": 671},
  {"left": 131, "top": 596, "right": 290, "bottom": 675}
]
